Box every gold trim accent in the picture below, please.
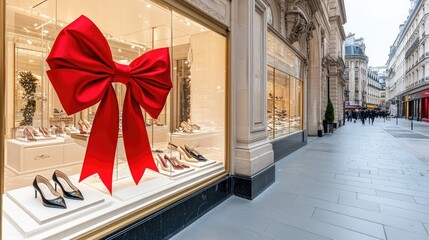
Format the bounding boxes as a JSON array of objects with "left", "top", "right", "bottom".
[
  {"left": 1, "top": 0, "right": 6, "bottom": 238},
  {"left": 75, "top": 172, "right": 229, "bottom": 240}
]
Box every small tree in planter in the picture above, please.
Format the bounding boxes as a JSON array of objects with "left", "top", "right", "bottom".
[
  {"left": 324, "top": 99, "right": 335, "bottom": 133},
  {"left": 18, "top": 71, "right": 38, "bottom": 126}
]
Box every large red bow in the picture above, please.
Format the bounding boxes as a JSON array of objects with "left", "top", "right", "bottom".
[{"left": 46, "top": 15, "right": 172, "bottom": 194}]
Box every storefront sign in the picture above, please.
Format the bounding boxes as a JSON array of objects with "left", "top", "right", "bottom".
[{"left": 409, "top": 88, "right": 429, "bottom": 100}]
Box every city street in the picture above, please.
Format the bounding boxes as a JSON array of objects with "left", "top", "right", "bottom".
[{"left": 172, "top": 118, "right": 429, "bottom": 240}]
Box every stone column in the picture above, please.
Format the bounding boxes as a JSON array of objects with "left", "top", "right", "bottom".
[{"left": 231, "top": 0, "right": 274, "bottom": 199}]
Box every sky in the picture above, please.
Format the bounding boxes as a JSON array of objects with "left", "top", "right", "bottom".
[{"left": 344, "top": 0, "right": 412, "bottom": 67}]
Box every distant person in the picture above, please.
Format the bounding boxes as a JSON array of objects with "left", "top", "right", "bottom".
[
  {"left": 360, "top": 109, "right": 366, "bottom": 125},
  {"left": 352, "top": 110, "right": 357, "bottom": 123},
  {"left": 369, "top": 110, "right": 375, "bottom": 124}
]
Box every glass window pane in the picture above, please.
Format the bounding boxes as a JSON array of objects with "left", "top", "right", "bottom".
[{"left": 3, "top": 1, "right": 227, "bottom": 238}]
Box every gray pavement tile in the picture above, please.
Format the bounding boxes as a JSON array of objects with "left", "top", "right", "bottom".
[
  {"left": 380, "top": 205, "right": 429, "bottom": 223},
  {"left": 358, "top": 193, "right": 429, "bottom": 213},
  {"left": 335, "top": 174, "right": 372, "bottom": 183},
  {"left": 338, "top": 196, "right": 380, "bottom": 212},
  {"left": 251, "top": 204, "right": 380, "bottom": 240},
  {"left": 384, "top": 226, "right": 429, "bottom": 240},
  {"left": 295, "top": 195, "right": 427, "bottom": 234},
  {"left": 262, "top": 221, "right": 329, "bottom": 240},
  {"left": 425, "top": 223, "right": 429, "bottom": 235},
  {"left": 340, "top": 171, "right": 360, "bottom": 177},
  {"left": 294, "top": 187, "right": 340, "bottom": 202},
  {"left": 312, "top": 208, "right": 385, "bottom": 239},
  {"left": 376, "top": 190, "right": 417, "bottom": 203},
  {"left": 415, "top": 197, "right": 429, "bottom": 205},
  {"left": 170, "top": 216, "right": 263, "bottom": 240}
]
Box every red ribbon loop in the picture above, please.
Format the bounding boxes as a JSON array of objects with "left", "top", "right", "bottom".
[{"left": 46, "top": 15, "right": 172, "bottom": 194}]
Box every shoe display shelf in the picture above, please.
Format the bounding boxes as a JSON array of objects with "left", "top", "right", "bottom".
[{"left": 6, "top": 138, "right": 85, "bottom": 174}]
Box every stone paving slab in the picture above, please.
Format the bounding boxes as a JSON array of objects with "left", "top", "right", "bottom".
[{"left": 171, "top": 118, "right": 429, "bottom": 240}]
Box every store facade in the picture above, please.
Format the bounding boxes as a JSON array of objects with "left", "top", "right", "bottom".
[
  {"left": 1, "top": 0, "right": 346, "bottom": 239},
  {"left": 404, "top": 88, "right": 429, "bottom": 121}
]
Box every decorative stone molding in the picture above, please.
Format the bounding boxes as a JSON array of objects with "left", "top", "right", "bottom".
[
  {"left": 185, "top": 0, "right": 230, "bottom": 27},
  {"left": 285, "top": 12, "right": 308, "bottom": 43}
]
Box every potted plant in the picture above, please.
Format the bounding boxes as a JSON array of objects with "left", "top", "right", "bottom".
[
  {"left": 324, "top": 99, "right": 335, "bottom": 134},
  {"left": 18, "top": 71, "right": 38, "bottom": 126}
]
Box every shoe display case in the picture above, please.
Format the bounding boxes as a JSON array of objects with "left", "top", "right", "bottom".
[
  {"left": 2, "top": 1, "right": 228, "bottom": 239},
  {"left": 267, "top": 32, "right": 303, "bottom": 140}
]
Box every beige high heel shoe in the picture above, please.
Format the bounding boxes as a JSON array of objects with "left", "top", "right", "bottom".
[{"left": 177, "top": 146, "right": 198, "bottom": 163}]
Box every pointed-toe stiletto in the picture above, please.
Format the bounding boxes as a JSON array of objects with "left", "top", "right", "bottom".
[
  {"left": 156, "top": 154, "right": 174, "bottom": 172},
  {"left": 52, "top": 170, "right": 84, "bottom": 200},
  {"left": 165, "top": 155, "right": 190, "bottom": 168},
  {"left": 24, "top": 128, "right": 37, "bottom": 141},
  {"left": 33, "top": 175, "right": 67, "bottom": 209},
  {"left": 163, "top": 155, "right": 184, "bottom": 170},
  {"left": 184, "top": 144, "right": 207, "bottom": 161},
  {"left": 177, "top": 146, "right": 199, "bottom": 163}
]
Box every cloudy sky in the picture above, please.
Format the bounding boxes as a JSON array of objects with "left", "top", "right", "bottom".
[{"left": 344, "top": 0, "right": 412, "bottom": 67}]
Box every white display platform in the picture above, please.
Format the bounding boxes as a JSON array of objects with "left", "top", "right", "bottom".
[
  {"left": 5, "top": 180, "right": 105, "bottom": 224},
  {"left": 82, "top": 166, "right": 175, "bottom": 202},
  {"left": 178, "top": 158, "right": 217, "bottom": 168},
  {"left": 157, "top": 165, "right": 194, "bottom": 177}
]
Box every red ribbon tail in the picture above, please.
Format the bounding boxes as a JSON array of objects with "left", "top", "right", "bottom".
[
  {"left": 79, "top": 86, "right": 119, "bottom": 194},
  {"left": 122, "top": 88, "right": 158, "bottom": 185}
]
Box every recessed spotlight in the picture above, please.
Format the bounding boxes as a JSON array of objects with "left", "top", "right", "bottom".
[
  {"left": 146, "top": 4, "right": 151, "bottom": 8},
  {"left": 33, "top": 23, "right": 38, "bottom": 27},
  {"left": 118, "top": 49, "right": 122, "bottom": 53},
  {"left": 26, "top": 40, "right": 32, "bottom": 45},
  {"left": 43, "top": 30, "right": 49, "bottom": 34},
  {"left": 200, "top": 28, "right": 205, "bottom": 32},
  {"left": 29, "top": 60, "right": 34, "bottom": 63}
]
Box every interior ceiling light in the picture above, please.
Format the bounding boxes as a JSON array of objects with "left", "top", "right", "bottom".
[
  {"left": 35, "top": 19, "right": 53, "bottom": 30},
  {"left": 146, "top": 4, "right": 151, "bottom": 8},
  {"left": 26, "top": 40, "right": 33, "bottom": 45}
]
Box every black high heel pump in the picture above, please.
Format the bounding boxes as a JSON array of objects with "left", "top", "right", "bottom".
[
  {"left": 52, "top": 170, "right": 84, "bottom": 200},
  {"left": 33, "top": 175, "right": 67, "bottom": 209}
]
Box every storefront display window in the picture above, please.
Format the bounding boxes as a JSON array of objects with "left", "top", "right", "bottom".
[
  {"left": 2, "top": 1, "right": 227, "bottom": 239},
  {"left": 267, "top": 32, "right": 303, "bottom": 139}
]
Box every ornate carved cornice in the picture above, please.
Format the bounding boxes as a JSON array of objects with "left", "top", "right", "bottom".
[{"left": 284, "top": 0, "right": 318, "bottom": 43}]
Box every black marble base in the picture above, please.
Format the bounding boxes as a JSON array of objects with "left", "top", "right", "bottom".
[
  {"left": 233, "top": 164, "right": 275, "bottom": 200},
  {"left": 318, "top": 130, "right": 323, "bottom": 137},
  {"left": 272, "top": 131, "right": 307, "bottom": 162},
  {"left": 103, "top": 176, "right": 232, "bottom": 240}
]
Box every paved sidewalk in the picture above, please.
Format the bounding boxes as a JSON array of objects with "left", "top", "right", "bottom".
[{"left": 171, "top": 118, "right": 429, "bottom": 240}]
